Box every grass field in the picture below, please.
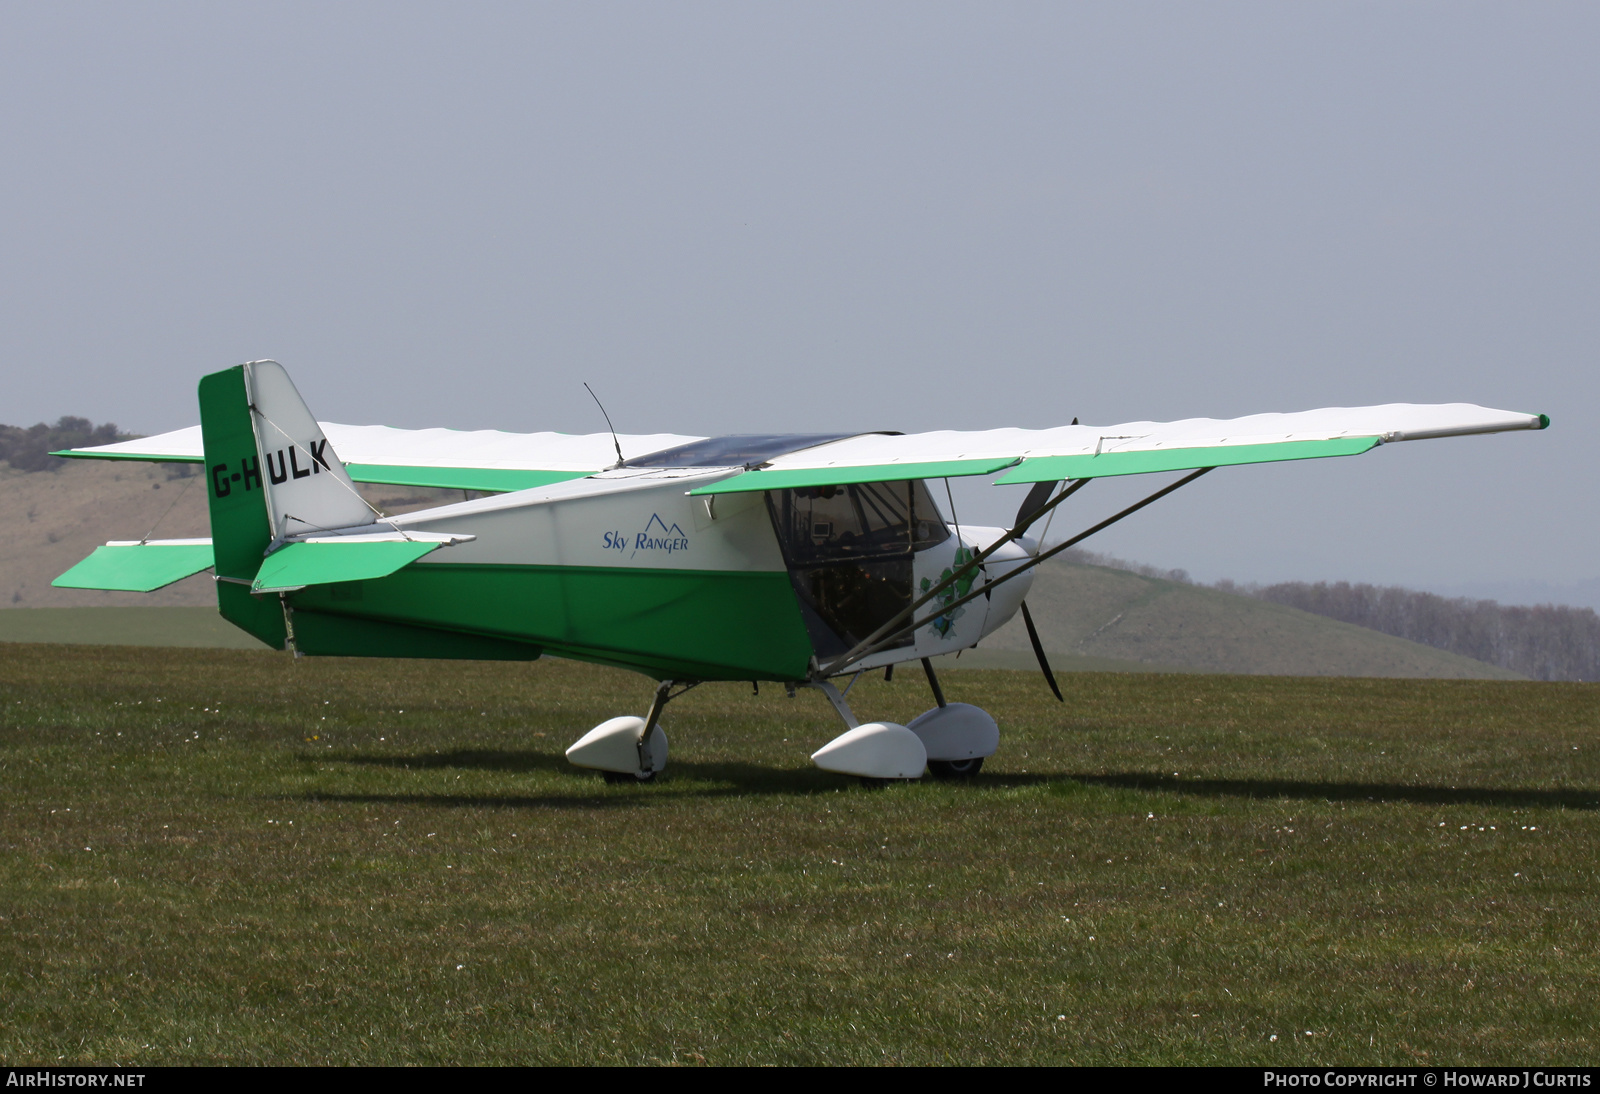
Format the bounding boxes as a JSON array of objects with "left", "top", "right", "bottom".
[
  {"left": 2, "top": 643, "right": 1597, "bottom": 1065},
  {"left": 0, "top": 607, "right": 270, "bottom": 650}
]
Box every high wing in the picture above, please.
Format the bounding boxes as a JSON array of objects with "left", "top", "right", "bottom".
[
  {"left": 687, "top": 403, "right": 1548, "bottom": 494},
  {"left": 56, "top": 423, "right": 706, "bottom": 493},
  {"left": 59, "top": 404, "right": 1545, "bottom": 495}
]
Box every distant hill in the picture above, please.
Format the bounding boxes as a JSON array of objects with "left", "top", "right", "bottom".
[{"left": 980, "top": 558, "right": 1525, "bottom": 680}]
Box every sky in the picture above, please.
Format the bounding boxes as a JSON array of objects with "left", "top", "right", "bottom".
[{"left": 2, "top": 2, "right": 1594, "bottom": 599}]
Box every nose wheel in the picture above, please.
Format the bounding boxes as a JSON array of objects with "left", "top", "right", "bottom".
[{"left": 928, "top": 757, "right": 984, "bottom": 779}]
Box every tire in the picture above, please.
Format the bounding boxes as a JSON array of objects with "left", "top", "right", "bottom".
[
  {"left": 927, "top": 757, "right": 984, "bottom": 779},
  {"left": 603, "top": 769, "right": 657, "bottom": 784}
]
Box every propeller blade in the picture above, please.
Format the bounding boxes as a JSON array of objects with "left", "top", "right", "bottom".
[
  {"left": 1020, "top": 600, "right": 1063, "bottom": 703},
  {"left": 1014, "top": 480, "right": 1060, "bottom": 535}
]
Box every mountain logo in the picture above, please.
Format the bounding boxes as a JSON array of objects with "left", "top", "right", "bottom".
[{"left": 601, "top": 514, "right": 691, "bottom": 559}]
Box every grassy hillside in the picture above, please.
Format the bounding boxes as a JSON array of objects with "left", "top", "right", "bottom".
[
  {"left": 0, "top": 462, "right": 215, "bottom": 608},
  {"left": 982, "top": 559, "right": 1525, "bottom": 680},
  {"left": 1, "top": 645, "right": 1595, "bottom": 1064}
]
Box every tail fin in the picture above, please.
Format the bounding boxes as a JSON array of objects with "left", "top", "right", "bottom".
[{"left": 198, "top": 360, "right": 374, "bottom": 647}]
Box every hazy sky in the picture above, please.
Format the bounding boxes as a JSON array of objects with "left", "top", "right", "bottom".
[{"left": 2, "top": 3, "right": 1594, "bottom": 591}]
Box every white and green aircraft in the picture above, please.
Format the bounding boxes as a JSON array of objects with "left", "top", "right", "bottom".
[{"left": 54, "top": 361, "right": 1548, "bottom": 783}]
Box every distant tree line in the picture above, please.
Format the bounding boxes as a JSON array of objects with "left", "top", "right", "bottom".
[
  {"left": 0, "top": 418, "right": 199, "bottom": 477},
  {"left": 1060, "top": 547, "right": 1599, "bottom": 682},
  {"left": 1221, "top": 580, "right": 1600, "bottom": 683},
  {"left": 0, "top": 417, "right": 132, "bottom": 471}
]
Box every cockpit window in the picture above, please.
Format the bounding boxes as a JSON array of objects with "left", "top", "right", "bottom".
[
  {"left": 769, "top": 479, "right": 950, "bottom": 566},
  {"left": 622, "top": 433, "right": 863, "bottom": 469}
]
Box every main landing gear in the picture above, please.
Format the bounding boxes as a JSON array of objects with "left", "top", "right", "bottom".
[
  {"left": 809, "top": 658, "right": 998, "bottom": 786},
  {"left": 564, "top": 660, "right": 1001, "bottom": 786},
  {"left": 565, "top": 680, "right": 691, "bottom": 783}
]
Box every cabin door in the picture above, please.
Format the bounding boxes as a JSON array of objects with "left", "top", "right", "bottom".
[{"left": 765, "top": 480, "right": 951, "bottom": 660}]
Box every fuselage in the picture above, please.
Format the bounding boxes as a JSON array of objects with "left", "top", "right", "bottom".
[{"left": 286, "top": 465, "right": 1034, "bottom": 681}]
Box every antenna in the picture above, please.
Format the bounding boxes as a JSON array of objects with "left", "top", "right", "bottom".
[{"left": 584, "top": 382, "right": 626, "bottom": 468}]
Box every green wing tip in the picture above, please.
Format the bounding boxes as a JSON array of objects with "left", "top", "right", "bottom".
[{"left": 1538, "top": 413, "right": 1551, "bottom": 430}]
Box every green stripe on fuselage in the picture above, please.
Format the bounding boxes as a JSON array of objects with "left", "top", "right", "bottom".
[{"left": 287, "top": 562, "right": 815, "bottom": 681}]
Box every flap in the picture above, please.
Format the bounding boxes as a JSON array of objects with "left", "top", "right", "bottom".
[
  {"left": 994, "top": 436, "right": 1382, "bottom": 483},
  {"left": 688, "top": 457, "right": 1020, "bottom": 496},
  {"left": 251, "top": 539, "right": 444, "bottom": 593},
  {"left": 294, "top": 530, "right": 475, "bottom": 545},
  {"left": 52, "top": 540, "right": 215, "bottom": 592}
]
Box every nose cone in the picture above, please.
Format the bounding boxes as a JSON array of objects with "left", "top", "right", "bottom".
[{"left": 982, "top": 540, "right": 1035, "bottom": 636}]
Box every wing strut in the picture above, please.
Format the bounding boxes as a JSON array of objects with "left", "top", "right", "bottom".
[{"left": 820, "top": 467, "right": 1213, "bottom": 677}]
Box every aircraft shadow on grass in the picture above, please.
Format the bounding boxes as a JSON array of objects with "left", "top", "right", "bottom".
[
  {"left": 288, "top": 750, "right": 1600, "bottom": 813},
  {"left": 291, "top": 748, "right": 858, "bottom": 809},
  {"left": 1069, "top": 773, "right": 1600, "bottom": 812}
]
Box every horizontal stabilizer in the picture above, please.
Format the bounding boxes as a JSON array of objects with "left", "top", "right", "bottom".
[
  {"left": 52, "top": 539, "right": 215, "bottom": 592},
  {"left": 251, "top": 538, "right": 451, "bottom": 593}
]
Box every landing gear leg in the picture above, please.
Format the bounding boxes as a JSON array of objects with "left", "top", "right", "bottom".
[
  {"left": 566, "top": 679, "right": 696, "bottom": 782},
  {"left": 625, "top": 679, "right": 675, "bottom": 782},
  {"left": 921, "top": 657, "right": 947, "bottom": 708}
]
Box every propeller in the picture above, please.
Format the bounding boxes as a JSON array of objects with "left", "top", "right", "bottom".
[{"left": 1019, "top": 600, "right": 1064, "bottom": 703}]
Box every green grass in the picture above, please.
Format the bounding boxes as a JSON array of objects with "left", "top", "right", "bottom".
[
  {"left": 2, "top": 644, "right": 1597, "bottom": 1065},
  {"left": 0, "top": 607, "right": 268, "bottom": 649}
]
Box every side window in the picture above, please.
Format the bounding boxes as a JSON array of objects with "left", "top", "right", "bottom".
[{"left": 769, "top": 480, "right": 949, "bottom": 566}]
